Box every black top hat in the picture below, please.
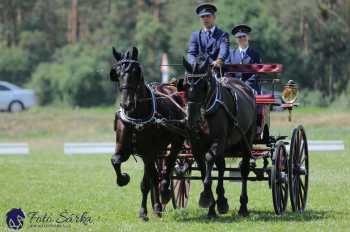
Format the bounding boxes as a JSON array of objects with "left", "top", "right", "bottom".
[
  {"left": 196, "top": 3, "right": 217, "bottom": 16},
  {"left": 232, "top": 24, "right": 252, "bottom": 37}
]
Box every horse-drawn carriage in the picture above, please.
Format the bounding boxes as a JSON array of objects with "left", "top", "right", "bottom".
[
  {"left": 110, "top": 47, "right": 309, "bottom": 219},
  {"left": 158, "top": 63, "right": 309, "bottom": 215}
]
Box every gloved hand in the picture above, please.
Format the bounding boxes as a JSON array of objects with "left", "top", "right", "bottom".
[{"left": 212, "top": 58, "right": 223, "bottom": 68}]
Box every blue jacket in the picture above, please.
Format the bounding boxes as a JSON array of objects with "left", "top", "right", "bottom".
[{"left": 187, "top": 27, "right": 229, "bottom": 64}]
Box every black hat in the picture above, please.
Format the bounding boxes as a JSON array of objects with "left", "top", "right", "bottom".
[
  {"left": 232, "top": 24, "right": 252, "bottom": 37},
  {"left": 196, "top": 3, "right": 217, "bottom": 16}
]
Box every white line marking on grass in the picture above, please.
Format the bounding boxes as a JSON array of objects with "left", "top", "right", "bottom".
[
  {"left": 64, "top": 143, "right": 115, "bottom": 155},
  {"left": 0, "top": 143, "right": 29, "bottom": 155},
  {"left": 64, "top": 141, "right": 344, "bottom": 155}
]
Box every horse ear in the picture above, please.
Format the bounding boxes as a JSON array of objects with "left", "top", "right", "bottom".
[
  {"left": 112, "top": 47, "right": 122, "bottom": 61},
  {"left": 182, "top": 57, "right": 192, "bottom": 72},
  {"left": 131, "top": 46, "right": 138, "bottom": 60}
]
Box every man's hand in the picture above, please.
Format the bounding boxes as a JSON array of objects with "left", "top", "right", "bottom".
[{"left": 212, "top": 59, "right": 223, "bottom": 68}]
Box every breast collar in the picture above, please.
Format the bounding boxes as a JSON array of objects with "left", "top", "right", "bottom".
[{"left": 119, "top": 84, "right": 157, "bottom": 128}]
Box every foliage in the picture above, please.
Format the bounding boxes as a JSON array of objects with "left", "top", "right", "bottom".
[
  {"left": 0, "top": 43, "right": 30, "bottom": 83},
  {"left": 30, "top": 44, "right": 115, "bottom": 106},
  {"left": 0, "top": 0, "right": 349, "bottom": 107}
]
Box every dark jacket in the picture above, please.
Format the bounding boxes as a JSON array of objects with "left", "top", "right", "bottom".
[
  {"left": 225, "top": 47, "right": 261, "bottom": 78},
  {"left": 225, "top": 47, "right": 262, "bottom": 92}
]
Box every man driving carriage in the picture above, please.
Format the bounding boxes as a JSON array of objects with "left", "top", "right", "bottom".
[
  {"left": 225, "top": 24, "right": 262, "bottom": 93},
  {"left": 187, "top": 3, "right": 229, "bottom": 67}
]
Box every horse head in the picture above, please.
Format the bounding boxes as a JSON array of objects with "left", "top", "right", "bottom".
[
  {"left": 182, "top": 56, "right": 213, "bottom": 130},
  {"left": 110, "top": 46, "right": 143, "bottom": 112}
]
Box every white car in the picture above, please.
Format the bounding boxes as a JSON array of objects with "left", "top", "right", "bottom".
[{"left": 0, "top": 81, "right": 36, "bottom": 112}]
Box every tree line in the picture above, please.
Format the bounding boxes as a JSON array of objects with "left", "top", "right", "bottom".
[{"left": 0, "top": 0, "right": 349, "bottom": 107}]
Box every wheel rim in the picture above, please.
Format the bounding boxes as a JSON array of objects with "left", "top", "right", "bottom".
[
  {"left": 272, "top": 141, "right": 289, "bottom": 215},
  {"left": 289, "top": 125, "right": 309, "bottom": 212}
]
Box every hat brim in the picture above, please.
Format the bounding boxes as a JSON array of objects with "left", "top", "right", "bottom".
[
  {"left": 199, "top": 12, "right": 213, "bottom": 17},
  {"left": 235, "top": 32, "right": 247, "bottom": 37},
  {"left": 232, "top": 24, "right": 252, "bottom": 35}
]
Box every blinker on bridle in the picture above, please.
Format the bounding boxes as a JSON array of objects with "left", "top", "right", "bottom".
[{"left": 113, "top": 59, "right": 142, "bottom": 91}]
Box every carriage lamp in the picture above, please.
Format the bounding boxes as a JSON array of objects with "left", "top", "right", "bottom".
[
  {"left": 282, "top": 80, "right": 298, "bottom": 122},
  {"left": 282, "top": 80, "right": 298, "bottom": 104}
]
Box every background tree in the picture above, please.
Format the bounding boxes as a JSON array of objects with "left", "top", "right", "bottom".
[{"left": 0, "top": 0, "right": 348, "bottom": 107}]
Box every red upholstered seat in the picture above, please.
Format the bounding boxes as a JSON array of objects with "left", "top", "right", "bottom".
[{"left": 256, "top": 94, "right": 277, "bottom": 104}]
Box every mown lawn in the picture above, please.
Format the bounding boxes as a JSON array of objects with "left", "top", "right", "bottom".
[{"left": 0, "top": 106, "right": 349, "bottom": 231}]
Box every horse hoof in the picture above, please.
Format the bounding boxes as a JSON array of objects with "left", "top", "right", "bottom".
[
  {"left": 206, "top": 212, "right": 218, "bottom": 220},
  {"left": 216, "top": 197, "right": 229, "bottom": 214},
  {"left": 198, "top": 191, "right": 214, "bottom": 208},
  {"left": 116, "top": 173, "right": 130, "bottom": 187},
  {"left": 139, "top": 209, "right": 149, "bottom": 221},
  {"left": 238, "top": 206, "right": 249, "bottom": 217},
  {"left": 153, "top": 204, "right": 162, "bottom": 218},
  {"left": 139, "top": 214, "right": 149, "bottom": 221}
]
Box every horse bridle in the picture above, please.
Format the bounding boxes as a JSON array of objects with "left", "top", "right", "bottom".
[
  {"left": 185, "top": 69, "right": 215, "bottom": 108},
  {"left": 113, "top": 59, "right": 143, "bottom": 91}
]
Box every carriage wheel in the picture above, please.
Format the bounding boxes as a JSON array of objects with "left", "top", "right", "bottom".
[
  {"left": 171, "top": 158, "right": 191, "bottom": 209},
  {"left": 289, "top": 125, "right": 309, "bottom": 212},
  {"left": 271, "top": 140, "right": 289, "bottom": 215}
]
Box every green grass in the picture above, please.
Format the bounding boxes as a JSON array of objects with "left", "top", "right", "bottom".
[{"left": 0, "top": 106, "right": 349, "bottom": 231}]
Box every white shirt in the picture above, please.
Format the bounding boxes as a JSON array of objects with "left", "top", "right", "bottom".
[
  {"left": 239, "top": 46, "right": 249, "bottom": 60},
  {"left": 239, "top": 46, "right": 249, "bottom": 54},
  {"left": 203, "top": 26, "right": 216, "bottom": 34}
]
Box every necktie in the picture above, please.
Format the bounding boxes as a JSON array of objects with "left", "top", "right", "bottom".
[
  {"left": 241, "top": 51, "right": 245, "bottom": 61},
  {"left": 207, "top": 30, "right": 212, "bottom": 43}
]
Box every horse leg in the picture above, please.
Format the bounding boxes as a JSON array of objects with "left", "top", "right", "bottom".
[
  {"left": 139, "top": 162, "right": 150, "bottom": 221},
  {"left": 207, "top": 201, "right": 217, "bottom": 219},
  {"left": 111, "top": 117, "right": 131, "bottom": 187},
  {"left": 238, "top": 154, "right": 250, "bottom": 217},
  {"left": 215, "top": 156, "right": 229, "bottom": 214},
  {"left": 111, "top": 151, "right": 130, "bottom": 187},
  {"left": 149, "top": 160, "right": 162, "bottom": 217},
  {"left": 198, "top": 142, "right": 217, "bottom": 209},
  {"left": 160, "top": 140, "right": 182, "bottom": 204}
]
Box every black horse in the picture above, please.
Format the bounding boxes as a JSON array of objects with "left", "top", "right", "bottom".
[
  {"left": 110, "top": 47, "right": 185, "bottom": 221},
  {"left": 182, "top": 57, "right": 256, "bottom": 218}
]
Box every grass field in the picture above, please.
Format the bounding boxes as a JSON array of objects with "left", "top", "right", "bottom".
[{"left": 0, "top": 106, "right": 349, "bottom": 231}]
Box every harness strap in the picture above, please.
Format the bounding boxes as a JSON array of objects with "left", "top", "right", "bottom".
[
  {"left": 217, "top": 99, "right": 252, "bottom": 155},
  {"left": 153, "top": 86, "right": 187, "bottom": 115},
  {"left": 207, "top": 83, "right": 252, "bottom": 155}
]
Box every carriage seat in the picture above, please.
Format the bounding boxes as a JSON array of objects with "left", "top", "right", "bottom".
[
  {"left": 153, "top": 83, "right": 186, "bottom": 107},
  {"left": 256, "top": 94, "right": 277, "bottom": 104}
]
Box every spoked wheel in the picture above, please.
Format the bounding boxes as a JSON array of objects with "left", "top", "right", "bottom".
[
  {"left": 289, "top": 125, "right": 309, "bottom": 212},
  {"left": 271, "top": 140, "right": 289, "bottom": 215},
  {"left": 171, "top": 157, "right": 191, "bottom": 209}
]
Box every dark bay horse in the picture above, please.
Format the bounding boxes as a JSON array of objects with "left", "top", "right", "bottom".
[
  {"left": 182, "top": 57, "right": 256, "bottom": 218},
  {"left": 110, "top": 47, "right": 185, "bottom": 221}
]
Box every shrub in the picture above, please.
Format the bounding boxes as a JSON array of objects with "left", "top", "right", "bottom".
[{"left": 30, "top": 44, "right": 115, "bottom": 107}]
